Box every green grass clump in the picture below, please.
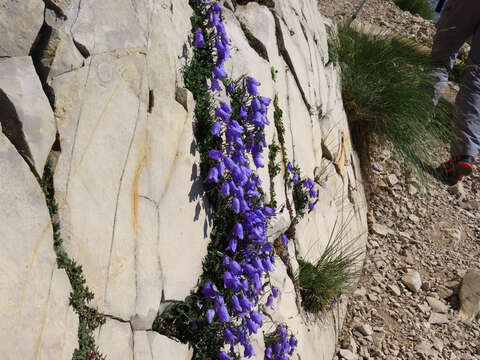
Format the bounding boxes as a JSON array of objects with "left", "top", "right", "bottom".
[
  {"left": 334, "top": 25, "right": 452, "bottom": 171},
  {"left": 393, "top": 0, "right": 434, "bottom": 20},
  {"left": 296, "top": 230, "right": 362, "bottom": 314}
]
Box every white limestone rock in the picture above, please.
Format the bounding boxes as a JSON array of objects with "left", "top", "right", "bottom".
[
  {"left": 0, "top": 57, "right": 57, "bottom": 177},
  {"left": 0, "top": 132, "right": 76, "bottom": 359},
  {"left": 97, "top": 318, "right": 133, "bottom": 360},
  {"left": 149, "top": 333, "right": 192, "bottom": 360},
  {"left": 0, "top": 0, "right": 44, "bottom": 56},
  {"left": 71, "top": 0, "right": 148, "bottom": 55}
]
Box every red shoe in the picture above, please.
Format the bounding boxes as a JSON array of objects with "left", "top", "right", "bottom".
[{"left": 439, "top": 155, "right": 475, "bottom": 185}]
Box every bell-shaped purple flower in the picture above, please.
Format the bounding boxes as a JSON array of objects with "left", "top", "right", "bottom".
[
  {"left": 210, "top": 78, "right": 222, "bottom": 92},
  {"left": 239, "top": 105, "right": 247, "bottom": 119},
  {"left": 228, "top": 260, "right": 242, "bottom": 275},
  {"left": 213, "top": 63, "right": 227, "bottom": 79},
  {"left": 308, "top": 201, "right": 314, "bottom": 212},
  {"left": 304, "top": 178, "right": 314, "bottom": 189},
  {"left": 260, "top": 96, "right": 272, "bottom": 106},
  {"left": 281, "top": 234, "right": 288, "bottom": 246},
  {"left": 206, "top": 308, "right": 215, "bottom": 323},
  {"left": 224, "top": 328, "right": 238, "bottom": 344},
  {"left": 209, "top": 2, "right": 222, "bottom": 13},
  {"left": 250, "top": 310, "right": 265, "bottom": 326},
  {"left": 211, "top": 121, "right": 222, "bottom": 136},
  {"left": 231, "top": 295, "right": 243, "bottom": 313},
  {"left": 265, "top": 347, "right": 273, "bottom": 359},
  {"left": 266, "top": 294, "right": 274, "bottom": 308},
  {"left": 244, "top": 342, "right": 256, "bottom": 358},
  {"left": 216, "top": 106, "right": 231, "bottom": 122},
  {"left": 292, "top": 173, "right": 299, "bottom": 184},
  {"left": 208, "top": 149, "right": 223, "bottom": 160},
  {"left": 239, "top": 296, "right": 253, "bottom": 312},
  {"left": 232, "top": 197, "right": 240, "bottom": 213},
  {"left": 272, "top": 287, "right": 279, "bottom": 298},
  {"left": 246, "top": 318, "right": 259, "bottom": 335},
  {"left": 233, "top": 222, "right": 244, "bottom": 239},
  {"left": 217, "top": 161, "right": 226, "bottom": 178},
  {"left": 246, "top": 77, "right": 261, "bottom": 96},
  {"left": 227, "top": 82, "right": 235, "bottom": 93},
  {"left": 203, "top": 281, "right": 217, "bottom": 298},
  {"left": 219, "top": 351, "right": 233, "bottom": 360},
  {"left": 287, "top": 162, "right": 294, "bottom": 172},
  {"left": 215, "top": 302, "right": 231, "bottom": 323},
  {"left": 209, "top": 12, "right": 220, "bottom": 26},
  {"left": 253, "top": 153, "right": 264, "bottom": 168},
  {"left": 206, "top": 167, "right": 219, "bottom": 183},
  {"left": 193, "top": 28, "right": 205, "bottom": 47},
  {"left": 221, "top": 182, "right": 231, "bottom": 198},
  {"left": 226, "top": 237, "right": 237, "bottom": 253},
  {"left": 289, "top": 336, "right": 296, "bottom": 348},
  {"left": 263, "top": 206, "right": 275, "bottom": 217}
]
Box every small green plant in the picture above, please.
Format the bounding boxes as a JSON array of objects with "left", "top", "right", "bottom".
[
  {"left": 40, "top": 159, "right": 105, "bottom": 360},
  {"left": 296, "top": 223, "right": 362, "bottom": 314},
  {"left": 268, "top": 141, "right": 281, "bottom": 208},
  {"left": 393, "top": 0, "right": 434, "bottom": 20},
  {"left": 271, "top": 66, "right": 278, "bottom": 81},
  {"left": 335, "top": 25, "right": 452, "bottom": 172}
]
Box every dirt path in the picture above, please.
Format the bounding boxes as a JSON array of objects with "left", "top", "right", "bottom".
[{"left": 316, "top": 1, "right": 480, "bottom": 359}]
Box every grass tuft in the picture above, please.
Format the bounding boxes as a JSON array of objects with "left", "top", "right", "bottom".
[
  {"left": 296, "top": 218, "right": 363, "bottom": 314},
  {"left": 334, "top": 25, "right": 453, "bottom": 172},
  {"left": 393, "top": 0, "right": 434, "bottom": 20}
]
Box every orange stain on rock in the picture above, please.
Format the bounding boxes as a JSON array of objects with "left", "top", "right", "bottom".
[{"left": 132, "top": 133, "right": 152, "bottom": 232}]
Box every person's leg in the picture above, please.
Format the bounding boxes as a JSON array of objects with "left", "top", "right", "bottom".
[
  {"left": 430, "top": 0, "right": 478, "bottom": 104},
  {"left": 452, "top": 29, "right": 480, "bottom": 159}
]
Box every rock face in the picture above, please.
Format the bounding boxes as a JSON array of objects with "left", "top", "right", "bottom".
[
  {"left": 0, "top": 0, "right": 45, "bottom": 56},
  {"left": 0, "top": 132, "right": 77, "bottom": 359},
  {"left": 0, "top": 0, "right": 367, "bottom": 359},
  {"left": 0, "top": 57, "right": 57, "bottom": 177}
]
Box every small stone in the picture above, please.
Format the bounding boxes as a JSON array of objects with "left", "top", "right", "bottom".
[
  {"left": 388, "top": 284, "right": 401, "bottom": 296},
  {"left": 371, "top": 223, "right": 390, "bottom": 236},
  {"left": 386, "top": 174, "right": 399, "bottom": 186},
  {"left": 417, "top": 303, "right": 430, "bottom": 314},
  {"left": 408, "top": 214, "right": 420, "bottom": 224},
  {"left": 428, "top": 312, "right": 449, "bottom": 324},
  {"left": 459, "top": 271, "right": 480, "bottom": 323},
  {"left": 339, "top": 349, "right": 358, "bottom": 360},
  {"left": 408, "top": 184, "right": 418, "bottom": 195},
  {"left": 415, "top": 340, "right": 433, "bottom": 356},
  {"left": 355, "top": 323, "right": 374, "bottom": 336},
  {"left": 401, "top": 271, "right": 422, "bottom": 292},
  {"left": 353, "top": 287, "right": 367, "bottom": 298},
  {"left": 421, "top": 281, "right": 431, "bottom": 291},
  {"left": 426, "top": 297, "right": 449, "bottom": 314},
  {"left": 432, "top": 337, "right": 444, "bottom": 352},
  {"left": 377, "top": 179, "right": 388, "bottom": 188},
  {"left": 459, "top": 199, "right": 480, "bottom": 210}
]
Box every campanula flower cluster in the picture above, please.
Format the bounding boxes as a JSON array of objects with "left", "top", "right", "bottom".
[
  {"left": 192, "top": 1, "right": 297, "bottom": 359},
  {"left": 264, "top": 327, "right": 297, "bottom": 360},
  {"left": 287, "top": 162, "right": 319, "bottom": 213}
]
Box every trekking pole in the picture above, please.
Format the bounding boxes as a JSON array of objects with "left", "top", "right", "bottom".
[{"left": 348, "top": 0, "right": 368, "bottom": 27}]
